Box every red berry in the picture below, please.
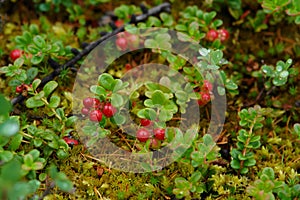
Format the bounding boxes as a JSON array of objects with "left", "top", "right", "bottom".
[
  {"left": 201, "top": 91, "right": 211, "bottom": 102},
  {"left": 102, "top": 102, "right": 117, "bottom": 117},
  {"left": 154, "top": 128, "right": 165, "bottom": 140},
  {"left": 127, "top": 34, "right": 139, "bottom": 50},
  {"left": 63, "top": 137, "right": 79, "bottom": 145},
  {"left": 81, "top": 107, "right": 90, "bottom": 115},
  {"left": 202, "top": 80, "right": 213, "bottom": 91},
  {"left": 10, "top": 49, "right": 22, "bottom": 61},
  {"left": 89, "top": 110, "right": 103, "bottom": 122},
  {"left": 136, "top": 128, "right": 150, "bottom": 142},
  {"left": 140, "top": 119, "right": 152, "bottom": 127},
  {"left": 115, "top": 19, "right": 124, "bottom": 27},
  {"left": 218, "top": 29, "right": 229, "bottom": 41},
  {"left": 15, "top": 85, "right": 23, "bottom": 93},
  {"left": 206, "top": 30, "right": 219, "bottom": 42},
  {"left": 131, "top": 101, "right": 136, "bottom": 108},
  {"left": 83, "top": 97, "right": 100, "bottom": 109},
  {"left": 125, "top": 63, "right": 132, "bottom": 72},
  {"left": 22, "top": 84, "right": 30, "bottom": 90},
  {"left": 197, "top": 99, "right": 206, "bottom": 106},
  {"left": 150, "top": 138, "right": 160, "bottom": 149},
  {"left": 83, "top": 97, "right": 93, "bottom": 108},
  {"left": 197, "top": 91, "right": 211, "bottom": 106},
  {"left": 116, "top": 37, "right": 128, "bottom": 51}
]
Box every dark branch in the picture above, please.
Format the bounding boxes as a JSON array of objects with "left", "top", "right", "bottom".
[
  {"left": 71, "top": 48, "right": 80, "bottom": 56},
  {"left": 48, "top": 58, "right": 60, "bottom": 69},
  {"left": 140, "top": 4, "right": 148, "bottom": 14}
]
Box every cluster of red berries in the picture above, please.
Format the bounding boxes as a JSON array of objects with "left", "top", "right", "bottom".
[
  {"left": 15, "top": 83, "right": 31, "bottom": 93},
  {"left": 81, "top": 97, "right": 117, "bottom": 122},
  {"left": 10, "top": 49, "right": 22, "bottom": 61},
  {"left": 115, "top": 32, "right": 139, "bottom": 51},
  {"left": 136, "top": 118, "right": 166, "bottom": 148},
  {"left": 206, "top": 28, "right": 230, "bottom": 42},
  {"left": 197, "top": 80, "right": 213, "bottom": 106}
]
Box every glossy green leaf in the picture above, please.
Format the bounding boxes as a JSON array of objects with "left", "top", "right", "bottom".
[
  {"left": 65, "top": 116, "right": 77, "bottom": 127},
  {"left": 98, "top": 73, "right": 115, "bottom": 90},
  {"left": 175, "top": 90, "right": 188, "bottom": 102},
  {"left": 294, "top": 123, "right": 300, "bottom": 133},
  {"left": 244, "top": 158, "right": 256, "bottom": 167},
  {"left": 16, "top": 70, "right": 27, "bottom": 82},
  {"left": 160, "top": 12, "right": 173, "bottom": 26},
  {"left": 147, "top": 16, "right": 161, "bottom": 27},
  {"left": 211, "top": 50, "right": 223, "bottom": 64},
  {"left": 26, "top": 67, "right": 38, "bottom": 81},
  {"left": 31, "top": 54, "right": 44, "bottom": 65},
  {"left": 190, "top": 171, "right": 202, "bottom": 183},
  {"left": 33, "top": 35, "right": 46, "bottom": 48},
  {"left": 48, "top": 139, "right": 59, "bottom": 149},
  {"left": 56, "top": 149, "right": 69, "bottom": 160},
  {"left": 8, "top": 134, "right": 23, "bottom": 151},
  {"left": 29, "top": 24, "right": 39, "bottom": 34},
  {"left": 48, "top": 95, "right": 60, "bottom": 108},
  {"left": 111, "top": 93, "right": 123, "bottom": 107},
  {"left": 0, "top": 118, "right": 19, "bottom": 137},
  {"left": 144, "top": 38, "right": 158, "bottom": 48},
  {"left": 203, "top": 134, "right": 215, "bottom": 147},
  {"left": 32, "top": 79, "right": 41, "bottom": 91},
  {"left": 250, "top": 135, "right": 261, "bottom": 143},
  {"left": 262, "top": 167, "right": 275, "bottom": 180},
  {"left": 33, "top": 138, "right": 43, "bottom": 147},
  {"left": 225, "top": 80, "right": 238, "bottom": 90},
  {"left": 39, "top": 3, "right": 51, "bottom": 12},
  {"left": 158, "top": 108, "right": 172, "bottom": 122},
  {"left": 28, "top": 149, "right": 40, "bottom": 160},
  {"left": 0, "top": 151, "right": 14, "bottom": 163},
  {"left": 26, "top": 97, "right": 45, "bottom": 108},
  {"left": 55, "top": 108, "right": 65, "bottom": 120},
  {"left": 240, "top": 167, "right": 249, "bottom": 174},
  {"left": 0, "top": 94, "right": 12, "bottom": 116},
  {"left": 90, "top": 85, "right": 106, "bottom": 96},
  {"left": 23, "top": 154, "right": 34, "bottom": 166},
  {"left": 248, "top": 141, "right": 261, "bottom": 149},
  {"left": 43, "top": 81, "right": 58, "bottom": 97},
  {"left": 49, "top": 165, "right": 74, "bottom": 192},
  {"left": 262, "top": 65, "right": 274, "bottom": 76},
  {"left": 13, "top": 57, "right": 24, "bottom": 67},
  {"left": 111, "top": 113, "right": 126, "bottom": 125},
  {"left": 27, "top": 45, "right": 39, "bottom": 54},
  {"left": 137, "top": 108, "right": 157, "bottom": 120},
  {"left": 152, "top": 90, "right": 166, "bottom": 106},
  {"left": 230, "top": 159, "right": 241, "bottom": 169},
  {"left": 0, "top": 158, "right": 22, "bottom": 182},
  {"left": 34, "top": 91, "right": 45, "bottom": 100}
]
